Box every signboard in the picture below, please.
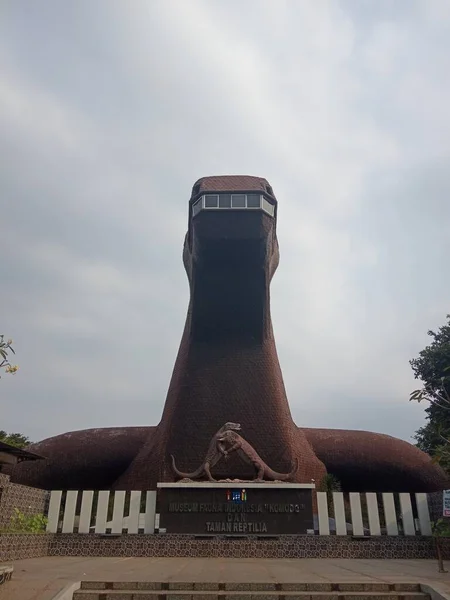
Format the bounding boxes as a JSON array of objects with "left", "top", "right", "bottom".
[
  {"left": 443, "top": 490, "right": 450, "bottom": 517},
  {"left": 158, "top": 484, "right": 314, "bottom": 535}
]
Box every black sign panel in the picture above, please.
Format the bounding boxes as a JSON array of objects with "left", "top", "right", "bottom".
[{"left": 158, "top": 486, "right": 314, "bottom": 535}]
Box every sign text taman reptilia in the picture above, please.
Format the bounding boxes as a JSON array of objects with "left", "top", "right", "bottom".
[{"left": 159, "top": 486, "right": 314, "bottom": 535}]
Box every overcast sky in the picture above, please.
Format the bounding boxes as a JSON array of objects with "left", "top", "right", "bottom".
[{"left": 1, "top": 0, "right": 449, "bottom": 445}]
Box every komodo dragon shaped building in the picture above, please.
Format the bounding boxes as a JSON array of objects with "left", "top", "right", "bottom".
[
  {"left": 171, "top": 422, "right": 241, "bottom": 481},
  {"left": 218, "top": 428, "right": 298, "bottom": 482},
  {"left": 8, "top": 175, "right": 449, "bottom": 492}
]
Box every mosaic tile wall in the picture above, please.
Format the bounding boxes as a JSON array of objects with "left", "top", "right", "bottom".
[
  {"left": 48, "top": 533, "right": 450, "bottom": 559},
  {"left": 0, "top": 475, "right": 49, "bottom": 528},
  {"left": 0, "top": 533, "right": 52, "bottom": 561}
]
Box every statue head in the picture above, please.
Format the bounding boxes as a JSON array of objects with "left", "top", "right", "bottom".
[
  {"left": 218, "top": 429, "right": 237, "bottom": 442},
  {"left": 223, "top": 422, "right": 241, "bottom": 432}
]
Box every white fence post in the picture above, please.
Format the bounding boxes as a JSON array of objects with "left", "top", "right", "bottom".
[
  {"left": 349, "top": 493, "right": 364, "bottom": 536},
  {"left": 382, "top": 492, "right": 399, "bottom": 536},
  {"left": 317, "top": 492, "right": 330, "bottom": 535},
  {"left": 78, "top": 491, "right": 94, "bottom": 533},
  {"left": 128, "top": 491, "right": 141, "bottom": 534},
  {"left": 399, "top": 493, "right": 415, "bottom": 535},
  {"left": 333, "top": 492, "right": 347, "bottom": 535},
  {"left": 46, "top": 490, "right": 62, "bottom": 533},
  {"left": 61, "top": 490, "right": 78, "bottom": 533},
  {"left": 111, "top": 491, "right": 126, "bottom": 534},
  {"left": 95, "top": 491, "right": 110, "bottom": 534},
  {"left": 144, "top": 491, "right": 157, "bottom": 534},
  {"left": 416, "top": 493, "right": 432, "bottom": 536},
  {"left": 366, "top": 492, "right": 381, "bottom": 536}
]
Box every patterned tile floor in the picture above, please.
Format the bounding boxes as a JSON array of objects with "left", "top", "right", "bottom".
[{"left": 1, "top": 557, "right": 450, "bottom": 600}]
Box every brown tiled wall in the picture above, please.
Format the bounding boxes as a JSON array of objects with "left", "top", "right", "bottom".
[
  {"left": 48, "top": 533, "right": 450, "bottom": 559},
  {"left": 0, "top": 533, "right": 52, "bottom": 561},
  {"left": 0, "top": 473, "right": 49, "bottom": 528}
]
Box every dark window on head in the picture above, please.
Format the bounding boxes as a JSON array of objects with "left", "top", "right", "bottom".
[
  {"left": 231, "top": 194, "right": 246, "bottom": 208},
  {"left": 192, "top": 198, "right": 202, "bottom": 216},
  {"left": 247, "top": 194, "right": 261, "bottom": 208},
  {"left": 205, "top": 195, "right": 219, "bottom": 208},
  {"left": 219, "top": 194, "right": 232, "bottom": 208}
]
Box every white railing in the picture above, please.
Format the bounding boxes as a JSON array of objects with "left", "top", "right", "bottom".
[
  {"left": 316, "top": 491, "right": 432, "bottom": 536},
  {"left": 45, "top": 490, "right": 433, "bottom": 536},
  {"left": 46, "top": 490, "right": 157, "bottom": 534}
]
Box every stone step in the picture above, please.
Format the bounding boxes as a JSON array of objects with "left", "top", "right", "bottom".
[
  {"left": 79, "top": 583, "right": 423, "bottom": 593},
  {"left": 74, "top": 588, "right": 429, "bottom": 600}
]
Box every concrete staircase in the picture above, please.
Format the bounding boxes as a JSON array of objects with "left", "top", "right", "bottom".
[{"left": 74, "top": 582, "right": 431, "bottom": 600}]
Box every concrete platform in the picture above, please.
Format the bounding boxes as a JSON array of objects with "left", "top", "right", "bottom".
[{"left": 1, "top": 557, "right": 450, "bottom": 600}]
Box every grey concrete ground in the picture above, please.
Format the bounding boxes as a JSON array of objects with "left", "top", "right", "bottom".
[{"left": 1, "top": 557, "right": 450, "bottom": 600}]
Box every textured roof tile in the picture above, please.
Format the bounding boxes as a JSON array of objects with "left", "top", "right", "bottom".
[{"left": 192, "top": 175, "right": 274, "bottom": 197}]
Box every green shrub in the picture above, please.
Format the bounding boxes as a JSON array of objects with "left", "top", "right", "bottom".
[{"left": 6, "top": 508, "right": 48, "bottom": 533}]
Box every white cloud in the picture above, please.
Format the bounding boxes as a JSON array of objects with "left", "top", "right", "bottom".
[{"left": 1, "top": 0, "right": 449, "bottom": 444}]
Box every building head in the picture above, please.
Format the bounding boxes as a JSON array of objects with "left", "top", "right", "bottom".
[
  {"left": 190, "top": 175, "right": 277, "bottom": 218},
  {"left": 185, "top": 174, "right": 279, "bottom": 268},
  {"left": 183, "top": 175, "right": 280, "bottom": 343}
]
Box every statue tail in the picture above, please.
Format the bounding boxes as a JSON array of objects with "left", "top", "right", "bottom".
[
  {"left": 171, "top": 455, "right": 203, "bottom": 479},
  {"left": 267, "top": 457, "right": 299, "bottom": 482}
]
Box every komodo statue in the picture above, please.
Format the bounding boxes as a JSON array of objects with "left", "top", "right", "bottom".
[
  {"left": 218, "top": 429, "right": 298, "bottom": 482},
  {"left": 171, "top": 422, "right": 241, "bottom": 482}
]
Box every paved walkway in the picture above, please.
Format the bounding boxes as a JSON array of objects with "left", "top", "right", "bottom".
[{"left": 1, "top": 557, "right": 450, "bottom": 600}]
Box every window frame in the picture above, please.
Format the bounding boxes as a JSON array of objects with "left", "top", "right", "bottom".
[
  {"left": 192, "top": 194, "right": 275, "bottom": 216},
  {"left": 204, "top": 194, "right": 219, "bottom": 208},
  {"left": 231, "top": 194, "right": 246, "bottom": 209}
]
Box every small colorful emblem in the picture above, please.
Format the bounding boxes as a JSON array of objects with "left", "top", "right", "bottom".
[{"left": 226, "top": 489, "right": 247, "bottom": 502}]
